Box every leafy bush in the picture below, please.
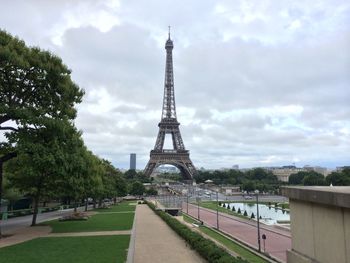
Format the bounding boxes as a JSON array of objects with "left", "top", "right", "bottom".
[
  {"left": 147, "top": 202, "right": 247, "bottom": 263},
  {"left": 243, "top": 211, "right": 248, "bottom": 216}
]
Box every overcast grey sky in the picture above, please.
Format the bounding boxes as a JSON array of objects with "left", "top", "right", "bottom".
[{"left": 1, "top": 0, "right": 349, "bottom": 169}]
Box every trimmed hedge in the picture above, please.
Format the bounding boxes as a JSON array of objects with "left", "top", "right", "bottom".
[{"left": 147, "top": 202, "right": 248, "bottom": 263}]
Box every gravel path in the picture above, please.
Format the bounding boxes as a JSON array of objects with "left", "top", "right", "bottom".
[{"left": 133, "top": 205, "right": 206, "bottom": 263}]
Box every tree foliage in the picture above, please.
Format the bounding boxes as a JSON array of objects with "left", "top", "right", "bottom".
[
  {"left": 0, "top": 30, "right": 84, "bottom": 127},
  {"left": 288, "top": 171, "right": 326, "bottom": 186},
  {"left": 325, "top": 168, "right": 350, "bottom": 186},
  {"left": 0, "top": 30, "right": 84, "bottom": 229},
  {"left": 129, "top": 181, "right": 145, "bottom": 196},
  {"left": 5, "top": 121, "right": 73, "bottom": 225}
]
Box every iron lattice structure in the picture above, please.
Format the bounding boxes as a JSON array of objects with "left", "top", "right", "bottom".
[{"left": 144, "top": 32, "right": 196, "bottom": 180}]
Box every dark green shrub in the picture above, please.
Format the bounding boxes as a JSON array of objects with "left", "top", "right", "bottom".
[
  {"left": 237, "top": 208, "right": 241, "bottom": 214},
  {"left": 147, "top": 202, "right": 247, "bottom": 263},
  {"left": 227, "top": 204, "right": 230, "bottom": 210},
  {"left": 243, "top": 211, "right": 248, "bottom": 216},
  {"left": 250, "top": 212, "right": 255, "bottom": 219},
  {"left": 232, "top": 206, "right": 235, "bottom": 212}
]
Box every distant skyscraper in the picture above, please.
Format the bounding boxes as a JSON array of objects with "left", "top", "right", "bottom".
[{"left": 130, "top": 153, "right": 136, "bottom": 170}]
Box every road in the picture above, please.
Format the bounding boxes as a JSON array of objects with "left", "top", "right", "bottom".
[
  {"left": 0, "top": 206, "right": 91, "bottom": 234},
  {"left": 184, "top": 202, "right": 291, "bottom": 263},
  {"left": 168, "top": 185, "right": 288, "bottom": 203}
]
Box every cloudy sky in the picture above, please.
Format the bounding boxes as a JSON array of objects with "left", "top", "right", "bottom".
[{"left": 1, "top": 0, "right": 349, "bottom": 170}]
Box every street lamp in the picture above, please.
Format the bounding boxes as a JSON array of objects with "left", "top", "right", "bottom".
[
  {"left": 186, "top": 185, "right": 189, "bottom": 214},
  {"left": 255, "top": 189, "right": 261, "bottom": 252},
  {"left": 216, "top": 190, "right": 219, "bottom": 229},
  {"left": 197, "top": 196, "right": 200, "bottom": 220}
]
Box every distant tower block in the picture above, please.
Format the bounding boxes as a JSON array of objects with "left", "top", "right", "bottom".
[
  {"left": 144, "top": 29, "right": 196, "bottom": 179},
  {"left": 130, "top": 153, "right": 136, "bottom": 170}
]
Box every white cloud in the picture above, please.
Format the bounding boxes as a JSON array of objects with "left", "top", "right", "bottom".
[{"left": 1, "top": 0, "right": 349, "bottom": 169}]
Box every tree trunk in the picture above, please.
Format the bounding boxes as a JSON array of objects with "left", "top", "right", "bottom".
[
  {"left": 93, "top": 199, "right": 96, "bottom": 209},
  {"left": 98, "top": 198, "right": 102, "bottom": 208},
  {"left": 74, "top": 199, "right": 77, "bottom": 212},
  {"left": 31, "top": 194, "right": 40, "bottom": 226}
]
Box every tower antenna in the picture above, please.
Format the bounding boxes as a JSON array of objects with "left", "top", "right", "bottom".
[{"left": 168, "top": 25, "right": 171, "bottom": 39}]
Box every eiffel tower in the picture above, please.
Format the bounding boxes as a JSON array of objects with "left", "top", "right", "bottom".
[{"left": 144, "top": 29, "right": 196, "bottom": 180}]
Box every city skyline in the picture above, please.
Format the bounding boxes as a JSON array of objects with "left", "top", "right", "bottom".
[{"left": 0, "top": 0, "right": 349, "bottom": 169}]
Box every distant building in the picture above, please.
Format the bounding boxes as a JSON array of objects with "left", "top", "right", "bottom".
[
  {"left": 220, "top": 186, "right": 240, "bottom": 195},
  {"left": 263, "top": 166, "right": 302, "bottom": 182},
  {"left": 265, "top": 165, "right": 329, "bottom": 182},
  {"left": 130, "top": 153, "right": 136, "bottom": 170}
]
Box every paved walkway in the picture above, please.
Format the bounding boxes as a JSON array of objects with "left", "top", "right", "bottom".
[
  {"left": 0, "top": 226, "right": 51, "bottom": 248},
  {"left": 133, "top": 205, "right": 205, "bottom": 263}
]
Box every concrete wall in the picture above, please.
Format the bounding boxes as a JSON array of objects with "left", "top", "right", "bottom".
[{"left": 288, "top": 199, "right": 350, "bottom": 263}]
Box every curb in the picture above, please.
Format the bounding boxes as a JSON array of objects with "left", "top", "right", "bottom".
[{"left": 126, "top": 205, "right": 137, "bottom": 263}]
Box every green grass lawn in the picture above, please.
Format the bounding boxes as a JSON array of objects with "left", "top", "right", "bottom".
[
  {"left": 93, "top": 201, "right": 137, "bottom": 213},
  {"left": 0, "top": 235, "right": 130, "bottom": 263},
  {"left": 199, "top": 226, "right": 268, "bottom": 263},
  {"left": 45, "top": 213, "right": 134, "bottom": 233},
  {"left": 183, "top": 214, "right": 201, "bottom": 224}
]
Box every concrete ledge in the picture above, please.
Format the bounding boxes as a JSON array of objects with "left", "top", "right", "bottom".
[
  {"left": 281, "top": 186, "right": 350, "bottom": 208},
  {"left": 287, "top": 249, "right": 315, "bottom": 263}
]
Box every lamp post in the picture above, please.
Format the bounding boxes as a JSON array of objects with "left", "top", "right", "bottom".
[
  {"left": 186, "top": 186, "right": 189, "bottom": 214},
  {"left": 197, "top": 196, "right": 200, "bottom": 220},
  {"left": 216, "top": 190, "right": 219, "bottom": 229},
  {"left": 255, "top": 190, "right": 261, "bottom": 252}
]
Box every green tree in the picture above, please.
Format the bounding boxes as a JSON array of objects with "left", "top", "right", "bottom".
[
  {"left": 325, "top": 169, "right": 350, "bottom": 186},
  {"left": 6, "top": 121, "right": 72, "bottom": 225},
  {"left": 1, "top": 30, "right": 83, "bottom": 233},
  {"left": 242, "top": 181, "right": 255, "bottom": 192},
  {"left": 129, "top": 181, "right": 145, "bottom": 196},
  {"left": 57, "top": 130, "right": 93, "bottom": 212},
  {"left": 124, "top": 169, "right": 137, "bottom": 180},
  {"left": 302, "top": 172, "right": 325, "bottom": 186},
  {"left": 2, "top": 176, "right": 21, "bottom": 210},
  {"left": 114, "top": 175, "right": 128, "bottom": 197},
  {"left": 288, "top": 172, "right": 307, "bottom": 185}
]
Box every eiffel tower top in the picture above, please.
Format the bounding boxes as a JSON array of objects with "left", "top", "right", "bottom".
[
  {"left": 161, "top": 27, "right": 177, "bottom": 120},
  {"left": 165, "top": 26, "right": 173, "bottom": 49}
]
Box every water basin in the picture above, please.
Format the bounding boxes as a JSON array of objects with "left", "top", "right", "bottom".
[{"left": 224, "top": 202, "right": 290, "bottom": 225}]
